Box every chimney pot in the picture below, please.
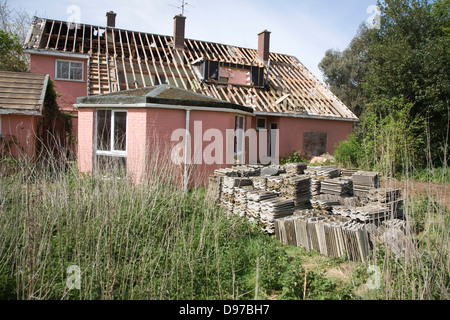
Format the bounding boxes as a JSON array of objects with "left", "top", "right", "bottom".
[
  {"left": 173, "top": 15, "right": 186, "bottom": 50},
  {"left": 106, "top": 11, "right": 117, "bottom": 28},
  {"left": 258, "top": 30, "right": 271, "bottom": 63}
]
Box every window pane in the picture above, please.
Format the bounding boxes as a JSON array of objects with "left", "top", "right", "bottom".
[
  {"left": 70, "top": 62, "right": 83, "bottom": 80},
  {"left": 57, "top": 61, "right": 69, "bottom": 79},
  {"left": 71, "top": 62, "right": 82, "bottom": 69},
  {"left": 113, "top": 112, "right": 127, "bottom": 151},
  {"left": 257, "top": 118, "right": 266, "bottom": 129},
  {"left": 70, "top": 67, "right": 83, "bottom": 80},
  {"left": 97, "top": 110, "right": 111, "bottom": 151},
  {"left": 96, "top": 155, "right": 126, "bottom": 175}
]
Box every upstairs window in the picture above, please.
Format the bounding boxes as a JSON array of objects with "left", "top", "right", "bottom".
[
  {"left": 192, "top": 59, "right": 265, "bottom": 87},
  {"left": 56, "top": 60, "right": 83, "bottom": 81},
  {"left": 154, "top": 75, "right": 167, "bottom": 85}
]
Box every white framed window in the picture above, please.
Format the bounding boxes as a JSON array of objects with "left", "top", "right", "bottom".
[
  {"left": 95, "top": 110, "right": 127, "bottom": 157},
  {"left": 55, "top": 60, "right": 84, "bottom": 81},
  {"left": 256, "top": 117, "right": 267, "bottom": 130},
  {"left": 95, "top": 109, "right": 127, "bottom": 173}
]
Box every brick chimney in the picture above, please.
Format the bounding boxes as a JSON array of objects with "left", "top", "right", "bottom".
[
  {"left": 258, "top": 30, "right": 271, "bottom": 63},
  {"left": 106, "top": 11, "right": 117, "bottom": 28},
  {"left": 173, "top": 14, "right": 186, "bottom": 50}
]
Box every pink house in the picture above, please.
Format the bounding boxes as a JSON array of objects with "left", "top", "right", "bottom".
[
  {"left": 74, "top": 85, "right": 254, "bottom": 188},
  {"left": 0, "top": 71, "right": 49, "bottom": 159},
  {"left": 24, "top": 12, "right": 358, "bottom": 186}
]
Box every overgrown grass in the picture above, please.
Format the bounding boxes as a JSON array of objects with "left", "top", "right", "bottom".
[
  {"left": 1, "top": 138, "right": 449, "bottom": 300},
  {"left": 0, "top": 155, "right": 355, "bottom": 300},
  {"left": 408, "top": 167, "right": 450, "bottom": 184}
]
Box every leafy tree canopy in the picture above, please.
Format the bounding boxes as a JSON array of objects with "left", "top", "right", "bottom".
[
  {"left": 322, "top": 0, "right": 449, "bottom": 171},
  {"left": 0, "top": 29, "right": 28, "bottom": 72}
]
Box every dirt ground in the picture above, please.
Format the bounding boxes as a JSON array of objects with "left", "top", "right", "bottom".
[{"left": 381, "top": 177, "right": 450, "bottom": 208}]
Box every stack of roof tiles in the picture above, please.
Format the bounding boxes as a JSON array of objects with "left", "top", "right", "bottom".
[
  {"left": 260, "top": 197, "right": 295, "bottom": 234},
  {"left": 207, "top": 164, "right": 407, "bottom": 261},
  {"left": 280, "top": 175, "right": 311, "bottom": 208},
  {"left": 275, "top": 212, "right": 371, "bottom": 262},
  {"left": 320, "top": 177, "right": 353, "bottom": 197},
  {"left": 352, "top": 171, "right": 380, "bottom": 198},
  {"left": 246, "top": 190, "right": 279, "bottom": 223},
  {"left": 233, "top": 186, "right": 253, "bottom": 218},
  {"left": 284, "top": 163, "right": 308, "bottom": 175}
]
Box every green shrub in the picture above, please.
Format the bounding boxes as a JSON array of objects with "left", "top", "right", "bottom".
[
  {"left": 334, "top": 134, "right": 362, "bottom": 168},
  {"left": 280, "top": 151, "right": 310, "bottom": 165}
]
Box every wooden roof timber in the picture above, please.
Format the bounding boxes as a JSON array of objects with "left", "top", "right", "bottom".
[{"left": 25, "top": 17, "right": 358, "bottom": 121}]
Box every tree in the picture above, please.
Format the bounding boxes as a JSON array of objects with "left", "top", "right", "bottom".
[
  {"left": 328, "top": 0, "right": 449, "bottom": 172},
  {"left": 364, "top": 0, "right": 449, "bottom": 167},
  {"left": 319, "top": 24, "right": 370, "bottom": 118},
  {"left": 0, "top": 0, "right": 32, "bottom": 71},
  {"left": 0, "top": 29, "right": 28, "bottom": 72},
  {"left": 0, "top": 0, "right": 32, "bottom": 43}
]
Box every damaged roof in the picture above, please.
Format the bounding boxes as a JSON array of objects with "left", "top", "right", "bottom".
[
  {"left": 0, "top": 71, "right": 49, "bottom": 115},
  {"left": 24, "top": 16, "right": 358, "bottom": 121}
]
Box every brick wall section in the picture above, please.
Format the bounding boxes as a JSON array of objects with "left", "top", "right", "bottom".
[
  {"left": 258, "top": 30, "right": 271, "bottom": 62},
  {"left": 173, "top": 15, "right": 186, "bottom": 50}
]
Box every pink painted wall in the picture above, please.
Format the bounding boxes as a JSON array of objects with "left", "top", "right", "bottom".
[
  {"left": 136, "top": 108, "right": 236, "bottom": 187},
  {"left": 76, "top": 106, "right": 354, "bottom": 187},
  {"left": 0, "top": 114, "right": 38, "bottom": 159},
  {"left": 219, "top": 68, "right": 250, "bottom": 86},
  {"left": 30, "top": 54, "right": 88, "bottom": 113},
  {"left": 188, "top": 110, "right": 237, "bottom": 187},
  {"left": 277, "top": 117, "right": 354, "bottom": 158},
  {"left": 77, "top": 108, "right": 94, "bottom": 173},
  {"left": 127, "top": 109, "right": 151, "bottom": 183},
  {"left": 30, "top": 54, "right": 87, "bottom": 142},
  {"left": 76, "top": 107, "right": 240, "bottom": 187}
]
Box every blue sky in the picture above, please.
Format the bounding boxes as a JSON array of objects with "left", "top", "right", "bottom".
[{"left": 9, "top": 0, "right": 379, "bottom": 81}]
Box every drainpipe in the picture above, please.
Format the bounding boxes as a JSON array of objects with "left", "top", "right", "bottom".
[{"left": 184, "top": 109, "right": 190, "bottom": 194}]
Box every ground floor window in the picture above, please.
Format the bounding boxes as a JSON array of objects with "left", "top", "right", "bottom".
[
  {"left": 256, "top": 117, "right": 267, "bottom": 130},
  {"left": 0, "top": 115, "right": 2, "bottom": 137},
  {"left": 303, "top": 131, "right": 328, "bottom": 156},
  {"left": 95, "top": 109, "right": 127, "bottom": 173}
]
